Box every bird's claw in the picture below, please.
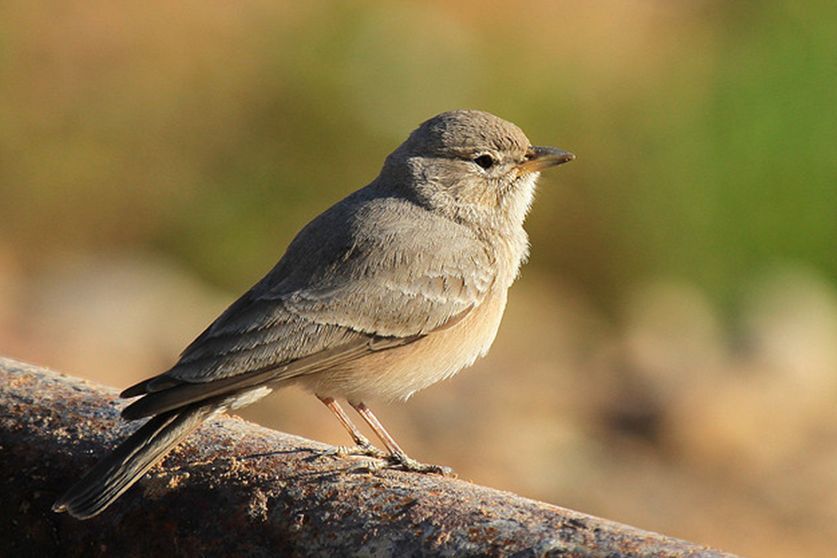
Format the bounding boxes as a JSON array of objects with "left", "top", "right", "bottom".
[
  {"left": 350, "top": 459, "right": 387, "bottom": 473},
  {"left": 387, "top": 454, "right": 455, "bottom": 476},
  {"left": 321, "top": 441, "right": 453, "bottom": 476},
  {"left": 323, "top": 440, "right": 389, "bottom": 460}
]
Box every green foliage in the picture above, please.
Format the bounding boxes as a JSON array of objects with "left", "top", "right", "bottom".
[{"left": 1, "top": 2, "right": 834, "bottom": 306}]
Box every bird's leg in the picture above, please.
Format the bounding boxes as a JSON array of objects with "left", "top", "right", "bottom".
[
  {"left": 350, "top": 401, "right": 453, "bottom": 475},
  {"left": 317, "top": 396, "right": 387, "bottom": 459}
]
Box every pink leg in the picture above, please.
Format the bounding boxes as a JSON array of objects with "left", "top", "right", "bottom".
[
  {"left": 350, "top": 401, "right": 452, "bottom": 475},
  {"left": 317, "top": 395, "right": 387, "bottom": 458}
]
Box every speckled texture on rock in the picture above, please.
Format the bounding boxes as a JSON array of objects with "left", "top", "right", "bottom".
[{"left": 0, "top": 357, "right": 737, "bottom": 558}]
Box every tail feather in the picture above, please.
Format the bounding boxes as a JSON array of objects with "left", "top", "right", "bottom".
[{"left": 52, "top": 404, "right": 217, "bottom": 519}]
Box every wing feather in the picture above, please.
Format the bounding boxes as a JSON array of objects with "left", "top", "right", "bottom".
[{"left": 121, "top": 192, "right": 494, "bottom": 418}]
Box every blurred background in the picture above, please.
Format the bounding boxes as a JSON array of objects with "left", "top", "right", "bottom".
[{"left": 2, "top": 1, "right": 836, "bottom": 555}]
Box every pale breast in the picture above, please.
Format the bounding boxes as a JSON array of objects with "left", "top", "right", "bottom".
[{"left": 300, "top": 287, "right": 509, "bottom": 403}]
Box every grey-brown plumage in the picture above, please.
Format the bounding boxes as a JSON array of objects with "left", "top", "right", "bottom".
[{"left": 53, "top": 109, "right": 574, "bottom": 519}]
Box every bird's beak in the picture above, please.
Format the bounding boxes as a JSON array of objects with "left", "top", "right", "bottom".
[{"left": 517, "top": 146, "right": 575, "bottom": 174}]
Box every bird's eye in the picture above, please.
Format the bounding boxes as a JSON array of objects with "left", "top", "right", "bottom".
[{"left": 473, "top": 154, "right": 495, "bottom": 170}]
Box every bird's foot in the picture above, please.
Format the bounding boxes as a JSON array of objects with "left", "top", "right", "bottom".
[
  {"left": 346, "top": 451, "right": 454, "bottom": 475},
  {"left": 386, "top": 453, "right": 455, "bottom": 476},
  {"left": 323, "top": 438, "right": 389, "bottom": 460}
]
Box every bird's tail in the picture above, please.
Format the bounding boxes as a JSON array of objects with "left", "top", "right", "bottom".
[{"left": 52, "top": 404, "right": 217, "bottom": 519}]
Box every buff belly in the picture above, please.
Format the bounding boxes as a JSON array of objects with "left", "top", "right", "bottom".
[{"left": 298, "top": 288, "right": 509, "bottom": 402}]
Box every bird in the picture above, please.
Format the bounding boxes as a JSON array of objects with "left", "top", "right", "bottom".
[{"left": 52, "top": 109, "right": 574, "bottom": 519}]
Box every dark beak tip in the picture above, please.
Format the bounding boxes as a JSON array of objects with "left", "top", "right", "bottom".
[
  {"left": 519, "top": 145, "right": 575, "bottom": 173},
  {"left": 530, "top": 146, "right": 575, "bottom": 163},
  {"left": 559, "top": 151, "right": 576, "bottom": 164}
]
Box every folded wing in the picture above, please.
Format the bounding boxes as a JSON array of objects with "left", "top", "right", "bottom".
[{"left": 121, "top": 193, "right": 494, "bottom": 419}]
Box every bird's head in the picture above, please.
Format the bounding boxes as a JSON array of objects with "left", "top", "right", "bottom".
[{"left": 382, "top": 109, "right": 574, "bottom": 232}]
